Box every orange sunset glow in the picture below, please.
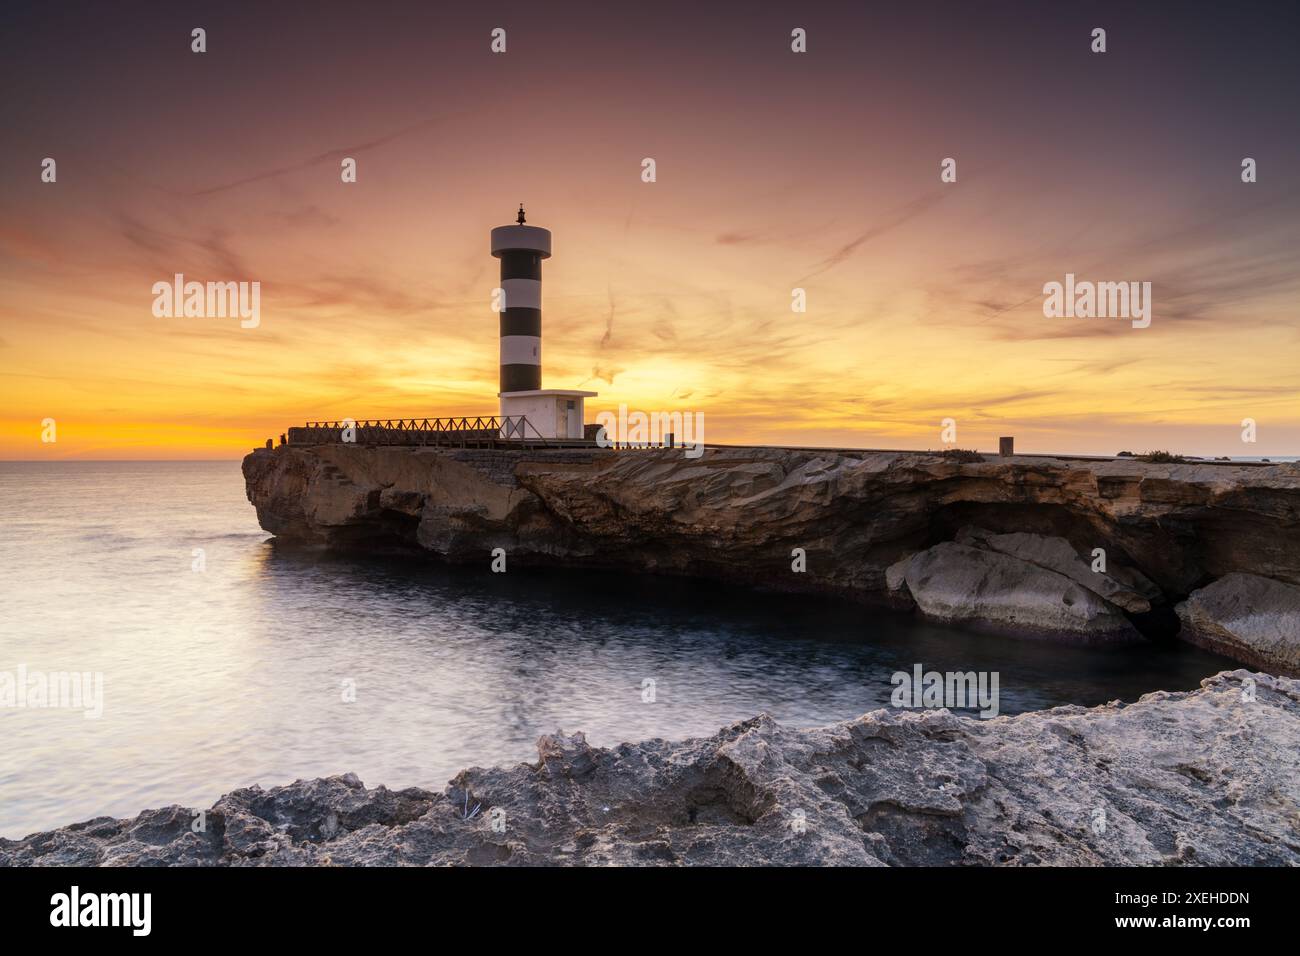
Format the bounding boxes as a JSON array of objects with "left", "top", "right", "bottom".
[{"left": 3, "top": 4, "right": 1298, "bottom": 460}]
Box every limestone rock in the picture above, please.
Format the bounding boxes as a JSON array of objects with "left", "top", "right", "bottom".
[
  {"left": 244, "top": 447, "right": 1300, "bottom": 594},
  {"left": 969, "top": 529, "right": 1157, "bottom": 613},
  {"left": 1177, "top": 573, "right": 1300, "bottom": 677},
  {"left": 242, "top": 445, "right": 1300, "bottom": 650},
  {"left": 4, "top": 672, "right": 1296, "bottom": 866},
  {"left": 901, "top": 542, "right": 1139, "bottom": 640}
]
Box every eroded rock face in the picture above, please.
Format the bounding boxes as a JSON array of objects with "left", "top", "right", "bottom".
[
  {"left": 4, "top": 671, "right": 1295, "bottom": 866},
  {"left": 0, "top": 774, "right": 438, "bottom": 867},
  {"left": 243, "top": 447, "right": 1300, "bottom": 586},
  {"left": 1176, "top": 574, "right": 1300, "bottom": 677},
  {"left": 242, "top": 446, "right": 1300, "bottom": 649}
]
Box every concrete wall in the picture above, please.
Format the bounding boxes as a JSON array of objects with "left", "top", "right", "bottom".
[
  {"left": 500, "top": 395, "right": 585, "bottom": 439},
  {"left": 501, "top": 395, "right": 557, "bottom": 438}
]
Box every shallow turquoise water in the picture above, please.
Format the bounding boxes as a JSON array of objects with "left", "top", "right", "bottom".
[{"left": 0, "top": 461, "right": 1236, "bottom": 838}]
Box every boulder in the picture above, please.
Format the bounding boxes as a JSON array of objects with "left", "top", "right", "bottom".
[
  {"left": 962, "top": 529, "right": 1158, "bottom": 614},
  {"left": 902, "top": 542, "right": 1138, "bottom": 640},
  {"left": 1176, "top": 573, "right": 1300, "bottom": 676}
]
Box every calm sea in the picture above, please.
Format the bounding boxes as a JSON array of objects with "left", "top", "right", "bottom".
[{"left": 0, "top": 461, "right": 1236, "bottom": 839}]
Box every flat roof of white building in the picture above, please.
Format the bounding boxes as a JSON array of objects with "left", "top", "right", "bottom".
[{"left": 499, "top": 389, "right": 598, "bottom": 398}]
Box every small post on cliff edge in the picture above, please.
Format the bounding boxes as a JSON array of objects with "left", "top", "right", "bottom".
[{"left": 999, "top": 437, "right": 1015, "bottom": 457}]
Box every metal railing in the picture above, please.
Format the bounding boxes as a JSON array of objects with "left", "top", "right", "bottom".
[{"left": 287, "top": 415, "right": 552, "bottom": 448}]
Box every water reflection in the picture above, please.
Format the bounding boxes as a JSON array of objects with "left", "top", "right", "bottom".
[{"left": 0, "top": 462, "right": 1237, "bottom": 838}]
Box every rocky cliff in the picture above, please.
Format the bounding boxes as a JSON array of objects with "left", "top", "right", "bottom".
[
  {"left": 242, "top": 445, "right": 1300, "bottom": 668},
  {"left": 4, "top": 671, "right": 1296, "bottom": 866}
]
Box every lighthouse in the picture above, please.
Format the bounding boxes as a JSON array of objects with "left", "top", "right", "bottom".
[{"left": 491, "top": 206, "right": 595, "bottom": 440}]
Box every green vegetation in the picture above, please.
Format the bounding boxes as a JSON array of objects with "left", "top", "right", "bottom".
[
  {"left": 1136, "top": 450, "right": 1188, "bottom": 464},
  {"left": 934, "top": 448, "right": 986, "bottom": 463}
]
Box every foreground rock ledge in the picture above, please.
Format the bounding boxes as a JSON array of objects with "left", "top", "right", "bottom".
[{"left": 4, "top": 671, "right": 1297, "bottom": 866}]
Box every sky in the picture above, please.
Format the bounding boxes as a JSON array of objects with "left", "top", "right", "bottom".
[{"left": 1, "top": 0, "right": 1298, "bottom": 459}]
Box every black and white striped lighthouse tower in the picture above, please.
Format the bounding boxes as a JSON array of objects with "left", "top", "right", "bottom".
[
  {"left": 491, "top": 204, "right": 550, "bottom": 393},
  {"left": 491, "top": 206, "right": 595, "bottom": 440}
]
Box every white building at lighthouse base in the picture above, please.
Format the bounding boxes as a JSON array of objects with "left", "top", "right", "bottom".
[{"left": 500, "top": 389, "right": 597, "bottom": 441}]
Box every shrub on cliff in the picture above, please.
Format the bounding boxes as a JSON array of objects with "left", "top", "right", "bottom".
[{"left": 933, "top": 448, "right": 986, "bottom": 463}]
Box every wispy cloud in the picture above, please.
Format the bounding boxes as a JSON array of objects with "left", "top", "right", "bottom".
[{"left": 188, "top": 115, "right": 455, "bottom": 197}]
